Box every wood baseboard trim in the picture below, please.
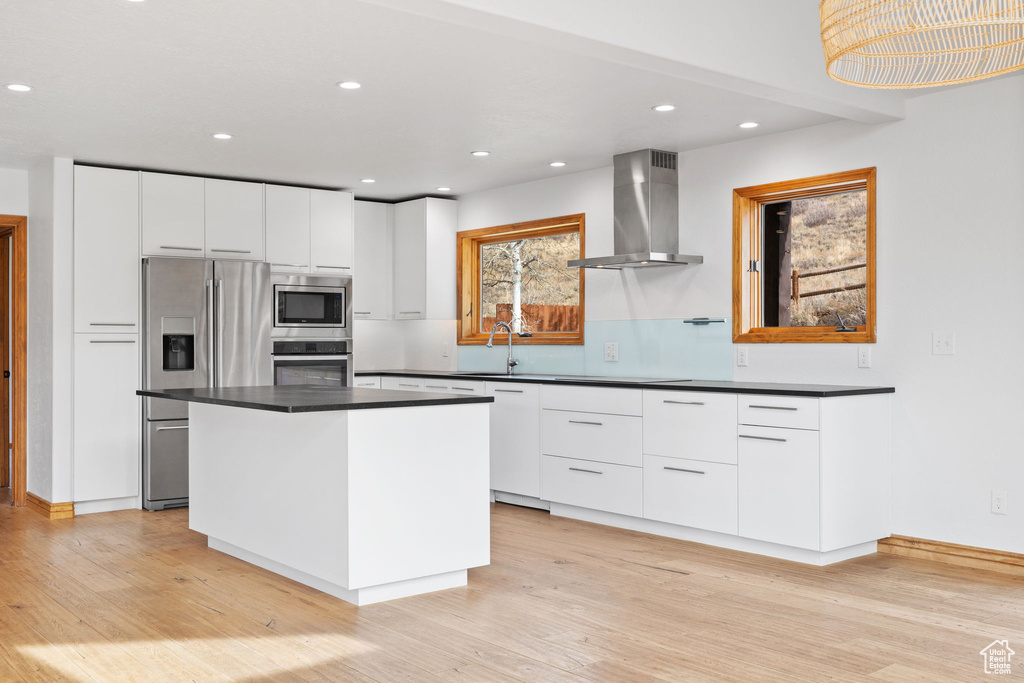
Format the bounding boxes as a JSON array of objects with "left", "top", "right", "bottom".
[
  {"left": 26, "top": 493, "right": 75, "bottom": 520},
  {"left": 878, "top": 535, "right": 1024, "bottom": 576}
]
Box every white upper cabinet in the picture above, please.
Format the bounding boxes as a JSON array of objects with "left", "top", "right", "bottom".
[
  {"left": 393, "top": 197, "right": 457, "bottom": 320},
  {"left": 141, "top": 172, "right": 205, "bottom": 257},
  {"left": 310, "top": 189, "right": 354, "bottom": 275},
  {"left": 265, "top": 185, "right": 311, "bottom": 273},
  {"left": 204, "top": 179, "right": 264, "bottom": 260},
  {"left": 353, "top": 200, "right": 390, "bottom": 320},
  {"left": 74, "top": 166, "right": 140, "bottom": 334}
]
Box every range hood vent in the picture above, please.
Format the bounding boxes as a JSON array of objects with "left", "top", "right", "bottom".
[{"left": 568, "top": 149, "right": 703, "bottom": 269}]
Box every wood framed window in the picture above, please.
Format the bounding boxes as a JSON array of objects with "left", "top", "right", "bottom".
[
  {"left": 457, "top": 214, "right": 585, "bottom": 345},
  {"left": 733, "top": 167, "right": 876, "bottom": 343}
]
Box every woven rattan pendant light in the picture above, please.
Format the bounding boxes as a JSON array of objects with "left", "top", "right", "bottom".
[{"left": 821, "top": 1, "right": 1024, "bottom": 88}]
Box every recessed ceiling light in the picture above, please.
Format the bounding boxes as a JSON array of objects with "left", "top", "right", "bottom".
[
  {"left": 471, "top": 151, "right": 490, "bottom": 157},
  {"left": 549, "top": 161, "right": 566, "bottom": 167},
  {"left": 652, "top": 104, "right": 676, "bottom": 112},
  {"left": 361, "top": 178, "right": 376, "bottom": 183},
  {"left": 337, "top": 81, "right": 362, "bottom": 90},
  {"left": 212, "top": 133, "right": 233, "bottom": 140},
  {"left": 5, "top": 84, "right": 32, "bottom": 92},
  {"left": 436, "top": 187, "right": 452, "bottom": 192},
  {"left": 738, "top": 121, "right": 760, "bottom": 129}
]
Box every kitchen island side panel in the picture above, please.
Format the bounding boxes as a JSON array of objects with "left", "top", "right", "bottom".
[
  {"left": 187, "top": 402, "right": 351, "bottom": 587},
  {"left": 346, "top": 403, "right": 491, "bottom": 589}
]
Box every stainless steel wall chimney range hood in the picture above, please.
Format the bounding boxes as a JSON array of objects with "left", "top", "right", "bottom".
[{"left": 568, "top": 149, "right": 703, "bottom": 269}]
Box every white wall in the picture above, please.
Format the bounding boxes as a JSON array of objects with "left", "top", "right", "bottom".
[
  {"left": 454, "top": 74, "right": 1024, "bottom": 553},
  {"left": 0, "top": 168, "right": 29, "bottom": 215}
]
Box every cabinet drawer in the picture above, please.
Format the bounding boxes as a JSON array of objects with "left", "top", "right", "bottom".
[
  {"left": 541, "top": 410, "right": 642, "bottom": 466},
  {"left": 643, "top": 454, "right": 738, "bottom": 535},
  {"left": 447, "top": 380, "right": 484, "bottom": 396},
  {"left": 738, "top": 395, "right": 819, "bottom": 430},
  {"left": 353, "top": 376, "right": 381, "bottom": 389},
  {"left": 541, "top": 385, "right": 642, "bottom": 416},
  {"left": 738, "top": 425, "right": 820, "bottom": 550},
  {"left": 541, "top": 456, "right": 642, "bottom": 517},
  {"left": 643, "top": 391, "right": 737, "bottom": 464}
]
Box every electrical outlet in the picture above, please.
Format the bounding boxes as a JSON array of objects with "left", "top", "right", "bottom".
[
  {"left": 604, "top": 342, "right": 619, "bottom": 362},
  {"left": 441, "top": 343, "right": 450, "bottom": 358},
  {"left": 736, "top": 347, "right": 749, "bottom": 367},
  {"left": 992, "top": 490, "right": 1008, "bottom": 515},
  {"left": 932, "top": 332, "right": 956, "bottom": 355},
  {"left": 857, "top": 346, "right": 871, "bottom": 368}
]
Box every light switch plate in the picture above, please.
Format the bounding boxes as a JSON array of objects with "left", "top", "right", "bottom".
[
  {"left": 857, "top": 346, "right": 871, "bottom": 368},
  {"left": 604, "top": 342, "right": 619, "bottom": 362},
  {"left": 736, "top": 347, "right": 749, "bottom": 367},
  {"left": 932, "top": 332, "right": 955, "bottom": 355}
]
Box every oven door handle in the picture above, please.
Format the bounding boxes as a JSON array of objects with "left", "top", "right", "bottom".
[{"left": 271, "top": 355, "right": 352, "bottom": 361}]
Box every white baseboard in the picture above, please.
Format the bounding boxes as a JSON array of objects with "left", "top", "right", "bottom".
[
  {"left": 74, "top": 495, "right": 140, "bottom": 515},
  {"left": 493, "top": 490, "right": 550, "bottom": 511},
  {"left": 549, "top": 503, "right": 877, "bottom": 566}
]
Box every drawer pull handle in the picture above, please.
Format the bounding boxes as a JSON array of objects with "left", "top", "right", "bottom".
[
  {"left": 399, "top": 311, "right": 422, "bottom": 315},
  {"left": 568, "top": 420, "right": 603, "bottom": 426},
  {"left": 398, "top": 383, "right": 419, "bottom": 388},
  {"left": 316, "top": 265, "right": 350, "bottom": 269},
  {"left": 156, "top": 425, "right": 189, "bottom": 432},
  {"left": 356, "top": 383, "right": 376, "bottom": 387},
  {"left": 354, "top": 311, "right": 371, "bottom": 315},
  {"left": 493, "top": 389, "right": 523, "bottom": 394},
  {"left": 450, "top": 387, "right": 474, "bottom": 391},
  {"left": 425, "top": 385, "right": 448, "bottom": 389},
  {"left": 739, "top": 434, "right": 788, "bottom": 443},
  {"left": 271, "top": 263, "right": 308, "bottom": 268},
  {"left": 569, "top": 467, "right": 603, "bottom": 475},
  {"left": 748, "top": 405, "right": 798, "bottom": 411},
  {"left": 664, "top": 400, "right": 704, "bottom": 406},
  {"left": 90, "top": 322, "right": 135, "bottom": 327},
  {"left": 89, "top": 339, "right": 136, "bottom": 344},
  {"left": 159, "top": 245, "right": 202, "bottom": 251},
  {"left": 664, "top": 466, "right": 705, "bottom": 475},
  {"left": 210, "top": 248, "right": 252, "bottom": 254}
]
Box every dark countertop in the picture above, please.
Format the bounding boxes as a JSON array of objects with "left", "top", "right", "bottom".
[
  {"left": 137, "top": 386, "right": 494, "bottom": 413},
  {"left": 356, "top": 369, "right": 895, "bottom": 398}
]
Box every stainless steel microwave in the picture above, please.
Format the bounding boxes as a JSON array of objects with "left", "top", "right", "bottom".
[{"left": 272, "top": 274, "right": 352, "bottom": 339}]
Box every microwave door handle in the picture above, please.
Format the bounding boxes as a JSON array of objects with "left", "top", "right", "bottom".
[{"left": 206, "top": 280, "right": 215, "bottom": 388}]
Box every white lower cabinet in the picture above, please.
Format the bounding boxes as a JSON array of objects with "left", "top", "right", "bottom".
[
  {"left": 542, "top": 455, "right": 643, "bottom": 518},
  {"left": 541, "top": 410, "right": 642, "bottom": 467},
  {"left": 73, "top": 335, "right": 140, "bottom": 502},
  {"left": 643, "top": 391, "right": 737, "bottom": 464},
  {"left": 737, "top": 425, "right": 820, "bottom": 550},
  {"left": 643, "top": 454, "right": 738, "bottom": 535},
  {"left": 487, "top": 382, "right": 541, "bottom": 498}
]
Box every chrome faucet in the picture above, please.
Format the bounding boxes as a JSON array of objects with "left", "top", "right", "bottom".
[{"left": 487, "top": 322, "right": 519, "bottom": 375}]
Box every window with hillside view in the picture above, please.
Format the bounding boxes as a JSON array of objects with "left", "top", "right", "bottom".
[
  {"left": 733, "top": 168, "right": 876, "bottom": 343},
  {"left": 457, "top": 215, "right": 585, "bottom": 345}
]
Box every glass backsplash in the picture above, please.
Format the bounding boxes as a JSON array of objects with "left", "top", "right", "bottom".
[{"left": 458, "top": 318, "right": 733, "bottom": 380}]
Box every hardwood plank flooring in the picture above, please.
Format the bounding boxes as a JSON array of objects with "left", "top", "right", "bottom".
[{"left": 1, "top": 490, "right": 1022, "bottom": 681}]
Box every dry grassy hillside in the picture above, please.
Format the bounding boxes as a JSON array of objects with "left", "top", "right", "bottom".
[{"left": 789, "top": 190, "right": 867, "bottom": 326}]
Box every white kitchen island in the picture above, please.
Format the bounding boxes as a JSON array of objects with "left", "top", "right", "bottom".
[{"left": 138, "top": 385, "right": 492, "bottom": 606}]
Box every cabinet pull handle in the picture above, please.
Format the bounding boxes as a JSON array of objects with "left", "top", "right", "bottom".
[
  {"left": 316, "top": 265, "right": 350, "bottom": 269},
  {"left": 450, "top": 386, "right": 474, "bottom": 391},
  {"left": 398, "top": 383, "right": 419, "bottom": 388},
  {"left": 568, "top": 420, "right": 603, "bottom": 426},
  {"left": 739, "top": 434, "right": 788, "bottom": 443},
  {"left": 664, "top": 466, "right": 705, "bottom": 474},
  {"left": 664, "top": 400, "right": 704, "bottom": 406},
  {"left": 210, "top": 248, "right": 252, "bottom": 254},
  {"left": 493, "top": 389, "right": 523, "bottom": 393},
  {"left": 569, "top": 467, "right": 603, "bottom": 475},
  {"left": 90, "top": 322, "right": 136, "bottom": 327},
  {"left": 425, "top": 385, "right": 448, "bottom": 389},
  {"left": 748, "top": 405, "right": 798, "bottom": 411},
  {"left": 356, "top": 383, "right": 376, "bottom": 387},
  {"left": 159, "top": 245, "right": 202, "bottom": 251},
  {"left": 399, "top": 311, "right": 422, "bottom": 315},
  {"left": 89, "top": 339, "right": 136, "bottom": 344},
  {"left": 271, "top": 263, "right": 308, "bottom": 268},
  {"left": 156, "top": 425, "right": 189, "bottom": 432},
  {"left": 354, "top": 311, "right": 371, "bottom": 315}
]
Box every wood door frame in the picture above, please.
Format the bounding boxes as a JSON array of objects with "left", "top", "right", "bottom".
[
  {"left": 0, "top": 215, "right": 27, "bottom": 507},
  {"left": 0, "top": 235, "right": 8, "bottom": 489}
]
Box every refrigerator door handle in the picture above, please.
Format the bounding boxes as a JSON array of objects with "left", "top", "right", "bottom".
[
  {"left": 206, "top": 279, "right": 216, "bottom": 388},
  {"left": 216, "top": 279, "right": 225, "bottom": 388}
]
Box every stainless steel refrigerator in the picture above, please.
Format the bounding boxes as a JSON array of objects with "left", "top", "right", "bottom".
[{"left": 142, "top": 257, "right": 272, "bottom": 510}]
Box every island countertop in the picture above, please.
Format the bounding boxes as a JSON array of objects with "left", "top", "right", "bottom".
[{"left": 137, "top": 385, "right": 494, "bottom": 413}]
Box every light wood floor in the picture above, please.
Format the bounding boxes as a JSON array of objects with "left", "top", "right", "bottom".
[{"left": 1, "top": 490, "right": 1022, "bottom": 682}]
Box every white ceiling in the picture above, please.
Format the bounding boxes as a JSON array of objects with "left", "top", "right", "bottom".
[{"left": 0, "top": 0, "right": 852, "bottom": 200}]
